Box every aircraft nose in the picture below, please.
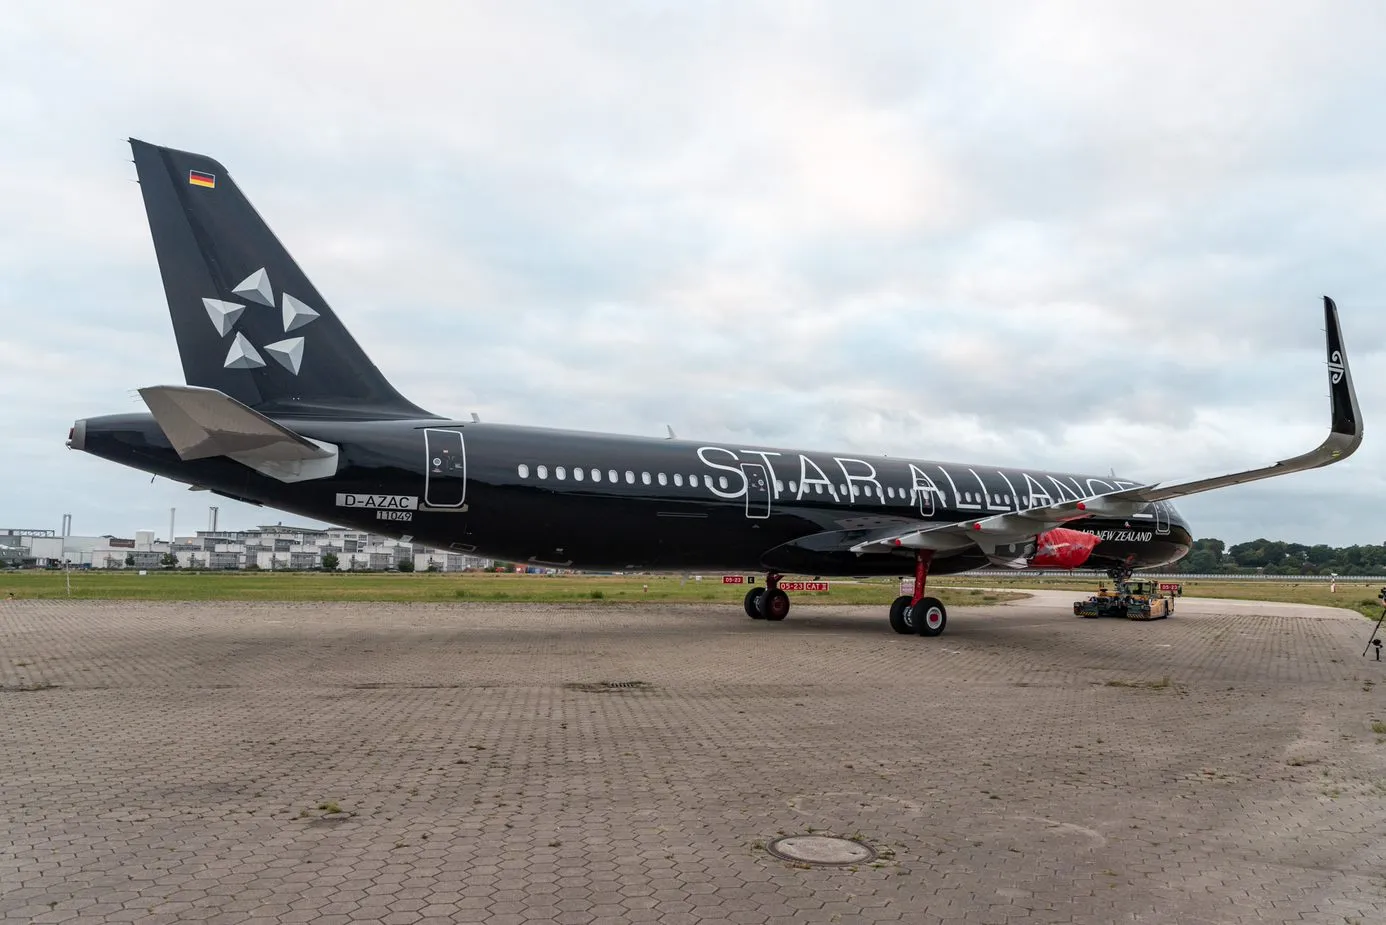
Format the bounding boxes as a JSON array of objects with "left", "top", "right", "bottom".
[{"left": 67, "top": 419, "right": 86, "bottom": 451}]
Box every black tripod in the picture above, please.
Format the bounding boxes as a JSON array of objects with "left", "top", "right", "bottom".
[{"left": 1364, "top": 604, "right": 1386, "bottom": 660}]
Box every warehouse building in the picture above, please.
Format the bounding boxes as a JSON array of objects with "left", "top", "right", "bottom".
[{"left": 0, "top": 525, "right": 491, "bottom": 572}]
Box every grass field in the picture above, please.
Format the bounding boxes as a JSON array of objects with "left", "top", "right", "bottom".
[
  {"left": 1, "top": 570, "right": 1380, "bottom": 619},
  {"left": 0, "top": 569, "right": 1019, "bottom": 609}
]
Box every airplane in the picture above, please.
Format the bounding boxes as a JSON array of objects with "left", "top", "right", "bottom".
[{"left": 67, "top": 139, "right": 1363, "bottom": 637}]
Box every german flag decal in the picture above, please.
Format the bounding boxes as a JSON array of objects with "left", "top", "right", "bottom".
[{"left": 188, "top": 169, "right": 216, "bottom": 189}]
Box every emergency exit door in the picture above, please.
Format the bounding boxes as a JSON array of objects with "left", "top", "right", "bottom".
[{"left": 424, "top": 429, "right": 467, "bottom": 507}]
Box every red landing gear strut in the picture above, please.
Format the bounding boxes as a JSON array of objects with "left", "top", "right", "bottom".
[
  {"left": 889, "top": 550, "right": 947, "bottom": 637},
  {"left": 743, "top": 572, "right": 790, "bottom": 622}
]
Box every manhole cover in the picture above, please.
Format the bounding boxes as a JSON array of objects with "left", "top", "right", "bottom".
[
  {"left": 564, "top": 680, "right": 651, "bottom": 693},
  {"left": 767, "top": 835, "right": 876, "bottom": 866}
]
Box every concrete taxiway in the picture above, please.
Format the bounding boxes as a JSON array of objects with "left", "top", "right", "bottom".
[{"left": 2, "top": 593, "right": 1385, "bottom": 924}]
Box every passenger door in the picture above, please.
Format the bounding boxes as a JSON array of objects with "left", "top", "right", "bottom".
[
  {"left": 741, "top": 463, "right": 771, "bottom": 519},
  {"left": 424, "top": 428, "right": 467, "bottom": 508}
]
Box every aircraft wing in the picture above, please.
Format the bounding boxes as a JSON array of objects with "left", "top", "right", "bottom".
[
  {"left": 138, "top": 384, "right": 339, "bottom": 482},
  {"left": 1108, "top": 295, "right": 1360, "bottom": 502},
  {"left": 848, "top": 485, "right": 1156, "bottom": 556},
  {"left": 852, "top": 296, "right": 1361, "bottom": 557}
]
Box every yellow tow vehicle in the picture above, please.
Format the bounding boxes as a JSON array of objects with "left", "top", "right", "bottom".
[{"left": 1074, "top": 578, "right": 1175, "bottom": 620}]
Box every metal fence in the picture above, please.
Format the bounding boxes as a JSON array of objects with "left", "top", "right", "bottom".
[{"left": 962, "top": 570, "right": 1386, "bottom": 582}]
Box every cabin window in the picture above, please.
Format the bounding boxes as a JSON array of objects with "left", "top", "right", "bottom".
[
  {"left": 517, "top": 464, "right": 530, "bottom": 478},
  {"left": 642, "top": 471, "right": 651, "bottom": 485},
  {"left": 574, "top": 468, "right": 584, "bottom": 481},
  {"left": 590, "top": 468, "right": 601, "bottom": 482},
  {"left": 674, "top": 474, "right": 683, "bottom": 486},
  {"left": 556, "top": 466, "right": 567, "bottom": 480},
  {"left": 658, "top": 472, "right": 667, "bottom": 486},
  {"left": 691, "top": 474, "right": 700, "bottom": 487},
  {"left": 789, "top": 481, "right": 798, "bottom": 493},
  {"left": 609, "top": 469, "right": 619, "bottom": 483},
  {"left": 537, "top": 465, "right": 548, "bottom": 479},
  {"left": 718, "top": 476, "right": 729, "bottom": 490},
  {"left": 814, "top": 483, "right": 824, "bottom": 495},
  {"left": 625, "top": 470, "right": 635, "bottom": 484},
  {"left": 886, "top": 487, "right": 895, "bottom": 499},
  {"left": 774, "top": 481, "right": 784, "bottom": 492}
]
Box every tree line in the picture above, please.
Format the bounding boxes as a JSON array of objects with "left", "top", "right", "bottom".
[{"left": 1168, "top": 538, "right": 1386, "bottom": 576}]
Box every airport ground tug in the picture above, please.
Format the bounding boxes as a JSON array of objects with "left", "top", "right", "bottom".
[{"left": 1074, "top": 577, "right": 1178, "bottom": 620}]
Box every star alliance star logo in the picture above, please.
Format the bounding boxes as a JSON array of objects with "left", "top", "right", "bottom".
[
  {"left": 1328, "top": 349, "right": 1345, "bottom": 385},
  {"left": 202, "top": 267, "right": 320, "bottom": 375}
]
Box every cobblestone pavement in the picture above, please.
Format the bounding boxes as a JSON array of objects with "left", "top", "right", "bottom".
[{"left": 3, "top": 593, "right": 1385, "bottom": 924}]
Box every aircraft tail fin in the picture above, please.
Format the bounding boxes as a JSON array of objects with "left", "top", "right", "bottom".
[{"left": 128, "top": 139, "right": 435, "bottom": 421}]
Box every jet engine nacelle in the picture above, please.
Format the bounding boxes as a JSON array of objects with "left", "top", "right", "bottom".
[
  {"left": 985, "top": 526, "right": 1101, "bottom": 569},
  {"left": 1029, "top": 527, "right": 1102, "bottom": 568}
]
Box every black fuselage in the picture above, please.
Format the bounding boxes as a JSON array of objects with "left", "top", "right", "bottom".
[{"left": 73, "top": 413, "right": 1193, "bottom": 575}]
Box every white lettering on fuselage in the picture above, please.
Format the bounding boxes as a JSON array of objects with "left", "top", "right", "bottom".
[
  {"left": 1091, "top": 530, "right": 1154, "bottom": 542},
  {"left": 696, "top": 446, "right": 746, "bottom": 499},
  {"left": 740, "top": 449, "right": 783, "bottom": 498},
  {"left": 1020, "top": 472, "right": 1053, "bottom": 508},
  {"left": 906, "top": 464, "right": 941, "bottom": 515},
  {"left": 796, "top": 455, "right": 840, "bottom": 502},
  {"left": 530, "top": 444, "right": 1163, "bottom": 530},
  {"left": 835, "top": 457, "right": 882, "bottom": 502}
]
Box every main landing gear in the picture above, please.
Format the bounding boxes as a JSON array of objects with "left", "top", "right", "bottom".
[
  {"left": 744, "top": 573, "right": 790, "bottom": 621},
  {"left": 888, "top": 550, "right": 947, "bottom": 637}
]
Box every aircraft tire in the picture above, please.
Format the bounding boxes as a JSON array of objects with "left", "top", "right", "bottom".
[
  {"left": 889, "top": 595, "right": 915, "bottom": 634},
  {"left": 761, "top": 588, "right": 790, "bottom": 621},
  {"left": 744, "top": 587, "right": 766, "bottom": 619},
  {"left": 915, "top": 597, "right": 947, "bottom": 637}
]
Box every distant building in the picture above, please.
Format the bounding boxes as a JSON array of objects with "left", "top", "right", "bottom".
[{"left": 0, "top": 525, "right": 492, "bottom": 572}]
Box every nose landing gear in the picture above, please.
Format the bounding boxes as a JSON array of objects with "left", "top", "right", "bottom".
[{"left": 889, "top": 550, "right": 947, "bottom": 637}]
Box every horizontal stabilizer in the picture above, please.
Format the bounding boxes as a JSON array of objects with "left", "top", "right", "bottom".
[{"left": 138, "top": 385, "right": 338, "bottom": 482}]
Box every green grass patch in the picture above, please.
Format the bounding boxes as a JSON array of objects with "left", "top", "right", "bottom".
[
  {"left": 0, "top": 570, "right": 1025, "bottom": 607},
  {"left": 6, "top": 569, "right": 1381, "bottom": 616}
]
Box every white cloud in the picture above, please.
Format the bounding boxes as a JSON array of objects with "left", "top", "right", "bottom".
[{"left": 2, "top": 1, "right": 1384, "bottom": 546}]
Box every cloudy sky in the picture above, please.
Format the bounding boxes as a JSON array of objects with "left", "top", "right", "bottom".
[{"left": 3, "top": 1, "right": 1385, "bottom": 546}]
